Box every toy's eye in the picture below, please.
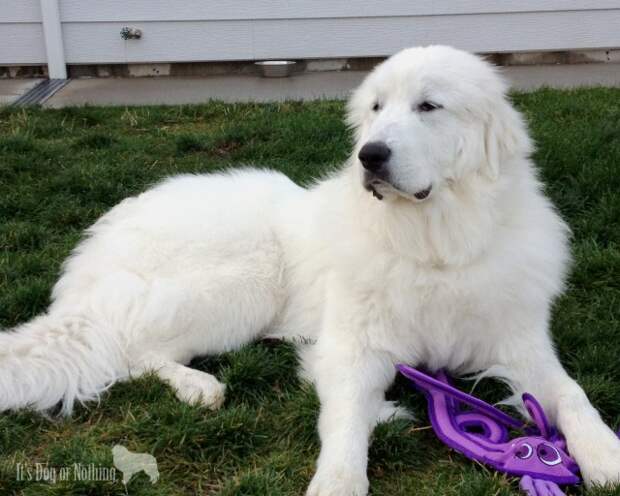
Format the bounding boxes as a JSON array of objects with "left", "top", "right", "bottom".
[
  {"left": 537, "top": 444, "right": 562, "bottom": 466},
  {"left": 515, "top": 443, "right": 533, "bottom": 460},
  {"left": 372, "top": 102, "right": 381, "bottom": 112},
  {"left": 417, "top": 101, "right": 442, "bottom": 112}
]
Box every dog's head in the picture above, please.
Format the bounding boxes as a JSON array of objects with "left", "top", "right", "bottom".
[{"left": 347, "top": 45, "right": 532, "bottom": 202}]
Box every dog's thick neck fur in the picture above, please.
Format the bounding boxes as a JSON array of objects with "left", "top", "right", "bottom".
[{"left": 331, "top": 159, "right": 509, "bottom": 268}]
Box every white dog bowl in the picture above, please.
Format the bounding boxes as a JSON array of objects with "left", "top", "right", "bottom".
[{"left": 255, "top": 60, "right": 296, "bottom": 78}]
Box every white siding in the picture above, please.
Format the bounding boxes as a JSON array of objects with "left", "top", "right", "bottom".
[
  {"left": 2, "top": 1, "right": 620, "bottom": 66},
  {"left": 0, "top": 0, "right": 45, "bottom": 64},
  {"left": 53, "top": 0, "right": 620, "bottom": 21}
]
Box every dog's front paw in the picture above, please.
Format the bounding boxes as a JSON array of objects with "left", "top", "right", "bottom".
[
  {"left": 581, "top": 458, "right": 620, "bottom": 489},
  {"left": 306, "top": 467, "right": 368, "bottom": 496},
  {"left": 574, "top": 431, "right": 620, "bottom": 489}
]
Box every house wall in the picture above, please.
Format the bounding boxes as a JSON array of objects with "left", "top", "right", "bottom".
[
  {"left": 2, "top": 0, "right": 620, "bottom": 66},
  {"left": 0, "top": 0, "right": 46, "bottom": 64}
]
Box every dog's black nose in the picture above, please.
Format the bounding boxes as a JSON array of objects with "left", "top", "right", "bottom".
[{"left": 358, "top": 141, "right": 391, "bottom": 173}]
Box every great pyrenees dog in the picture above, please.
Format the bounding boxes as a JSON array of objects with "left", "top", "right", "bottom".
[{"left": 1, "top": 46, "right": 619, "bottom": 494}]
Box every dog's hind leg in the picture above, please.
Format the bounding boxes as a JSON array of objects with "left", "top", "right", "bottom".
[
  {"left": 377, "top": 401, "right": 413, "bottom": 423},
  {"left": 134, "top": 353, "right": 226, "bottom": 409}
]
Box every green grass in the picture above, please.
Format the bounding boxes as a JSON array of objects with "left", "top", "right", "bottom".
[{"left": 0, "top": 89, "right": 619, "bottom": 495}]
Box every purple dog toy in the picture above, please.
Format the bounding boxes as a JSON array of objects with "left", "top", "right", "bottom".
[{"left": 397, "top": 364, "right": 580, "bottom": 496}]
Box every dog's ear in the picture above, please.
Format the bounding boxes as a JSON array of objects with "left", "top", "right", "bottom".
[
  {"left": 483, "top": 98, "right": 533, "bottom": 181},
  {"left": 345, "top": 86, "right": 366, "bottom": 143}
]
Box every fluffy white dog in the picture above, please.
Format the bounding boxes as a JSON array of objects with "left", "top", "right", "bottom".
[{"left": 1, "top": 46, "right": 619, "bottom": 494}]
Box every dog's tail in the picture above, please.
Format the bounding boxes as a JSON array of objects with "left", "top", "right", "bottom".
[{"left": 0, "top": 313, "right": 126, "bottom": 415}]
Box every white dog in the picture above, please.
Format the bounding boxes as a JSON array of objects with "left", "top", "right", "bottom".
[{"left": 1, "top": 46, "right": 619, "bottom": 494}]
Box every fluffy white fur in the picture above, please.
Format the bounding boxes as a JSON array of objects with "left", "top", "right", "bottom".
[{"left": 1, "top": 46, "right": 619, "bottom": 494}]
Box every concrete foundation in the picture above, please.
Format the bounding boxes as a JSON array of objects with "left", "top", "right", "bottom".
[
  {"left": 39, "top": 63, "right": 620, "bottom": 108},
  {"left": 1, "top": 49, "right": 619, "bottom": 80}
]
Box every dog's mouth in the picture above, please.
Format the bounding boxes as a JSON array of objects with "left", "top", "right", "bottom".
[
  {"left": 365, "top": 181, "right": 385, "bottom": 200},
  {"left": 413, "top": 186, "right": 432, "bottom": 200},
  {"left": 364, "top": 176, "right": 433, "bottom": 203}
]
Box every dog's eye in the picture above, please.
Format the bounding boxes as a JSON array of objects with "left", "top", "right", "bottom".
[
  {"left": 372, "top": 102, "right": 381, "bottom": 112},
  {"left": 417, "top": 101, "right": 442, "bottom": 112}
]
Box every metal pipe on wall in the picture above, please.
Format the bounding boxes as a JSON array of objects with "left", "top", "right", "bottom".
[{"left": 40, "top": 0, "right": 67, "bottom": 79}]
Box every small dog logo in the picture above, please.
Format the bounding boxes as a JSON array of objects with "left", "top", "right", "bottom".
[{"left": 112, "top": 445, "right": 159, "bottom": 485}]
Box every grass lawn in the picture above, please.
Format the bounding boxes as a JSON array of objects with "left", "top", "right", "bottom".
[{"left": 1, "top": 88, "right": 619, "bottom": 496}]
